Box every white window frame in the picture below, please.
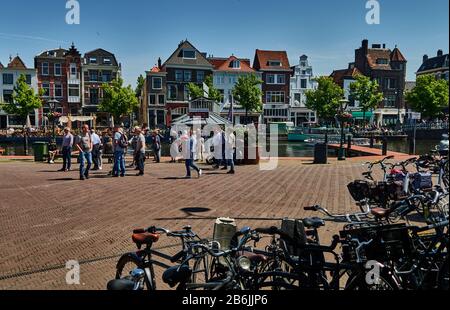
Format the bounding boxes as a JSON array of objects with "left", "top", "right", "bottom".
[
  {"left": 54, "top": 63, "right": 62, "bottom": 76},
  {"left": 42, "top": 62, "right": 49, "bottom": 76},
  {"left": 230, "top": 60, "right": 241, "bottom": 69},
  {"left": 41, "top": 83, "right": 50, "bottom": 97},
  {"left": 152, "top": 77, "right": 162, "bottom": 90},
  {"left": 266, "top": 91, "right": 285, "bottom": 104},
  {"left": 268, "top": 60, "right": 282, "bottom": 67},
  {"left": 182, "top": 50, "right": 196, "bottom": 59},
  {"left": 70, "top": 63, "right": 77, "bottom": 76},
  {"left": 54, "top": 83, "right": 63, "bottom": 98}
]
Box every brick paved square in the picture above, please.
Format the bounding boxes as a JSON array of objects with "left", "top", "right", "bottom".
[{"left": 0, "top": 158, "right": 385, "bottom": 290}]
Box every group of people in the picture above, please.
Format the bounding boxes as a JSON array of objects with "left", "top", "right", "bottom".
[{"left": 53, "top": 123, "right": 237, "bottom": 180}]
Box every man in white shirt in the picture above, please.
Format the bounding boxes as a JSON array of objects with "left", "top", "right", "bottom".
[
  {"left": 212, "top": 128, "right": 223, "bottom": 169},
  {"left": 134, "top": 127, "right": 146, "bottom": 176},
  {"left": 91, "top": 129, "right": 103, "bottom": 170}
]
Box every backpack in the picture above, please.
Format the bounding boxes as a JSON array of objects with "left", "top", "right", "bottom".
[{"left": 118, "top": 133, "right": 128, "bottom": 148}]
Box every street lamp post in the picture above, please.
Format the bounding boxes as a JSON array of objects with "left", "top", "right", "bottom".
[
  {"left": 338, "top": 99, "right": 349, "bottom": 161},
  {"left": 47, "top": 98, "right": 59, "bottom": 142}
]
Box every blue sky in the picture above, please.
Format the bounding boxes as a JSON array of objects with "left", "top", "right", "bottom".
[{"left": 0, "top": 0, "right": 448, "bottom": 87}]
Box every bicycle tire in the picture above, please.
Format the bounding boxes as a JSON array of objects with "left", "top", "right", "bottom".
[
  {"left": 115, "top": 254, "right": 155, "bottom": 290},
  {"left": 344, "top": 269, "right": 400, "bottom": 290}
]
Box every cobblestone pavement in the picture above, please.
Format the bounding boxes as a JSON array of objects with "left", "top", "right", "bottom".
[{"left": 0, "top": 157, "right": 386, "bottom": 290}]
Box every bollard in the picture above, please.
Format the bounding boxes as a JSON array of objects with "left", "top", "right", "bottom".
[
  {"left": 408, "top": 137, "right": 415, "bottom": 155},
  {"left": 370, "top": 136, "right": 374, "bottom": 148},
  {"left": 347, "top": 134, "right": 352, "bottom": 149},
  {"left": 382, "top": 137, "right": 388, "bottom": 156}
]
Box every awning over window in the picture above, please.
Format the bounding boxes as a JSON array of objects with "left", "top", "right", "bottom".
[{"left": 351, "top": 111, "right": 373, "bottom": 120}]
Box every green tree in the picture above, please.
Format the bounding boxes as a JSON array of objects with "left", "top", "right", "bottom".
[
  {"left": 99, "top": 77, "right": 139, "bottom": 126},
  {"left": 0, "top": 74, "right": 43, "bottom": 154},
  {"left": 349, "top": 74, "right": 383, "bottom": 125},
  {"left": 187, "top": 82, "right": 205, "bottom": 100},
  {"left": 187, "top": 75, "right": 223, "bottom": 102},
  {"left": 405, "top": 74, "right": 449, "bottom": 119},
  {"left": 232, "top": 74, "right": 263, "bottom": 124},
  {"left": 135, "top": 74, "right": 145, "bottom": 98},
  {"left": 305, "top": 76, "right": 344, "bottom": 124}
]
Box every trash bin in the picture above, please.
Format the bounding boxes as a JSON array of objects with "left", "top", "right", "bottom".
[
  {"left": 32, "top": 142, "right": 48, "bottom": 162},
  {"left": 314, "top": 143, "right": 328, "bottom": 164}
]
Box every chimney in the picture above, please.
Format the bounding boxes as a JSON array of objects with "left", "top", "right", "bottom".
[
  {"left": 423, "top": 54, "right": 428, "bottom": 63},
  {"left": 437, "top": 49, "right": 443, "bottom": 57},
  {"left": 157, "top": 57, "right": 162, "bottom": 69},
  {"left": 362, "top": 39, "right": 369, "bottom": 55}
]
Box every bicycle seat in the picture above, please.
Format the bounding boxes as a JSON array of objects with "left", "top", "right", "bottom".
[
  {"left": 370, "top": 207, "right": 391, "bottom": 218},
  {"left": 132, "top": 232, "right": 160, "bottom": 245},
  {"left": 303, "top": 217, "right": 325, "bottom": 229},
  {"left": 107, "top": 279, "right": 135, "bottom": 291}
]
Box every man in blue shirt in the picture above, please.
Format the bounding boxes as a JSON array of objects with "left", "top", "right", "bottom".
[{"left": 113, "top": 125, "right": 127, "bottom": 177}]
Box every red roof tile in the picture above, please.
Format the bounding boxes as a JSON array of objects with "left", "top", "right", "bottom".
[
  {"left": 390, "top": 47, "right": 406, "bottom": 62},
  {"left": 330, "top": 67, "right": 362, "bottom": 87},
  {"left": 253, "top": 50, "right": 291, "bottom": 71},
  {"left": 150, "top": 66, "right": 161, "bottom": 73},
  {"left": 7, "top": 56, "right": 27, "bottom": 70},
  {"left": 209, "top": 56, "right": 255, "bottom": 73}
]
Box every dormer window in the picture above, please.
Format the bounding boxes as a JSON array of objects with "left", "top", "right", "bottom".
[
  {"left": 89, "top": 57, "right": 97, "bottom": 64},
  {"left": 103, "top": 58, "right": 111, "bottom": 65},
  {"left": 182, "top": 50, "right": 196, "bottom": 59},
  {"left": 376, "top": 58, "right": 389, "bottom": 65},
  {"left": 230, "top": 60, "right": 241, "bottom": 69},
  {"left": 267, "top": 60, "right": 282, "bottom": 67}
]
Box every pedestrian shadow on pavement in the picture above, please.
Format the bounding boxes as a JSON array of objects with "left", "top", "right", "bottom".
[
  {"left": 158, "top": 176, "right": 192, "bottom": 180},
  {"left": 48, "top": 178, "right": 77, "bottom": 181}
]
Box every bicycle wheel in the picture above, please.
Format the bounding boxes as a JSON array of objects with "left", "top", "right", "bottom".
[
  {"left": 115, "top": 254, "right": 154, "bottom": 290},
  {"left": 438, "top": 257, "right": 449, "bottom": 290},
  {"left": 254, "top": 259, "right": 306, "bottom": 290},
  {"left": 191, "top": 254, "right": 212, "bottom": 286},
  {"left": 345, "top": 269, "right": 400, "bottom": 290}
]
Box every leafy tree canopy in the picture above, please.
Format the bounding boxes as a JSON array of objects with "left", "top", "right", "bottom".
[
  {"left": 0, "top": 74, "right": 43, "bottom": 125},
  {"left": 405, "top": 74, "right": 449, "bottom": 119},
  {"left": 99, "top": 77, "right": 139, "bottom": 124},
  {"left": 305, "top": 76, "right": 344, "bottom": 121}
]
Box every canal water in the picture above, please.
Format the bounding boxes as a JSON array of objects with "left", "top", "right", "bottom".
[{"left": 1, "top": 139, "right": 441, "bottom": 157}]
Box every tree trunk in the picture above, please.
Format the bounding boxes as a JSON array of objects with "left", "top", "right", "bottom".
[
  {"left": 363, "top": 110, "right": 366, "bottom": 128},
  {"left": 245, "top": 108, "right": 249, "bottom": 125}
]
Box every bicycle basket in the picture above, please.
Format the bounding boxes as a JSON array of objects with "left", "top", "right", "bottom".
[
  {"left": 340, "top": 223, "right": 412, "bottom": 263},
  {"left": 347, "top": 180, "right": 372, "bottom": 202}
]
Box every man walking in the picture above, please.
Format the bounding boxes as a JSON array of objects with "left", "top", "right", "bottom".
[
  {"left": 224, "top": 127, "right": 236, "bottom": 174},
  {"left": 113, "top": 125, "right": 127, "bottom": 177},
  {"left": 184, "top": 128, "right": 202, "bottom": 179},
  {"left": 212, "top": 127, "right": 223, "bottom": 169},
  {"left": 91, "top": 129, "right": 102, "bottom": 170},
  {"left": 76, "top": 124, "right": 93, "bottom": 180},
  {"left": 59, "top": 127, "right": 73, "bottom": 172},
  {"left": 152, "top": 129, "right": 162, "bottom": 163},
  {"left": 134, "top": 127, "right": 146, "bottom": 176}
]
